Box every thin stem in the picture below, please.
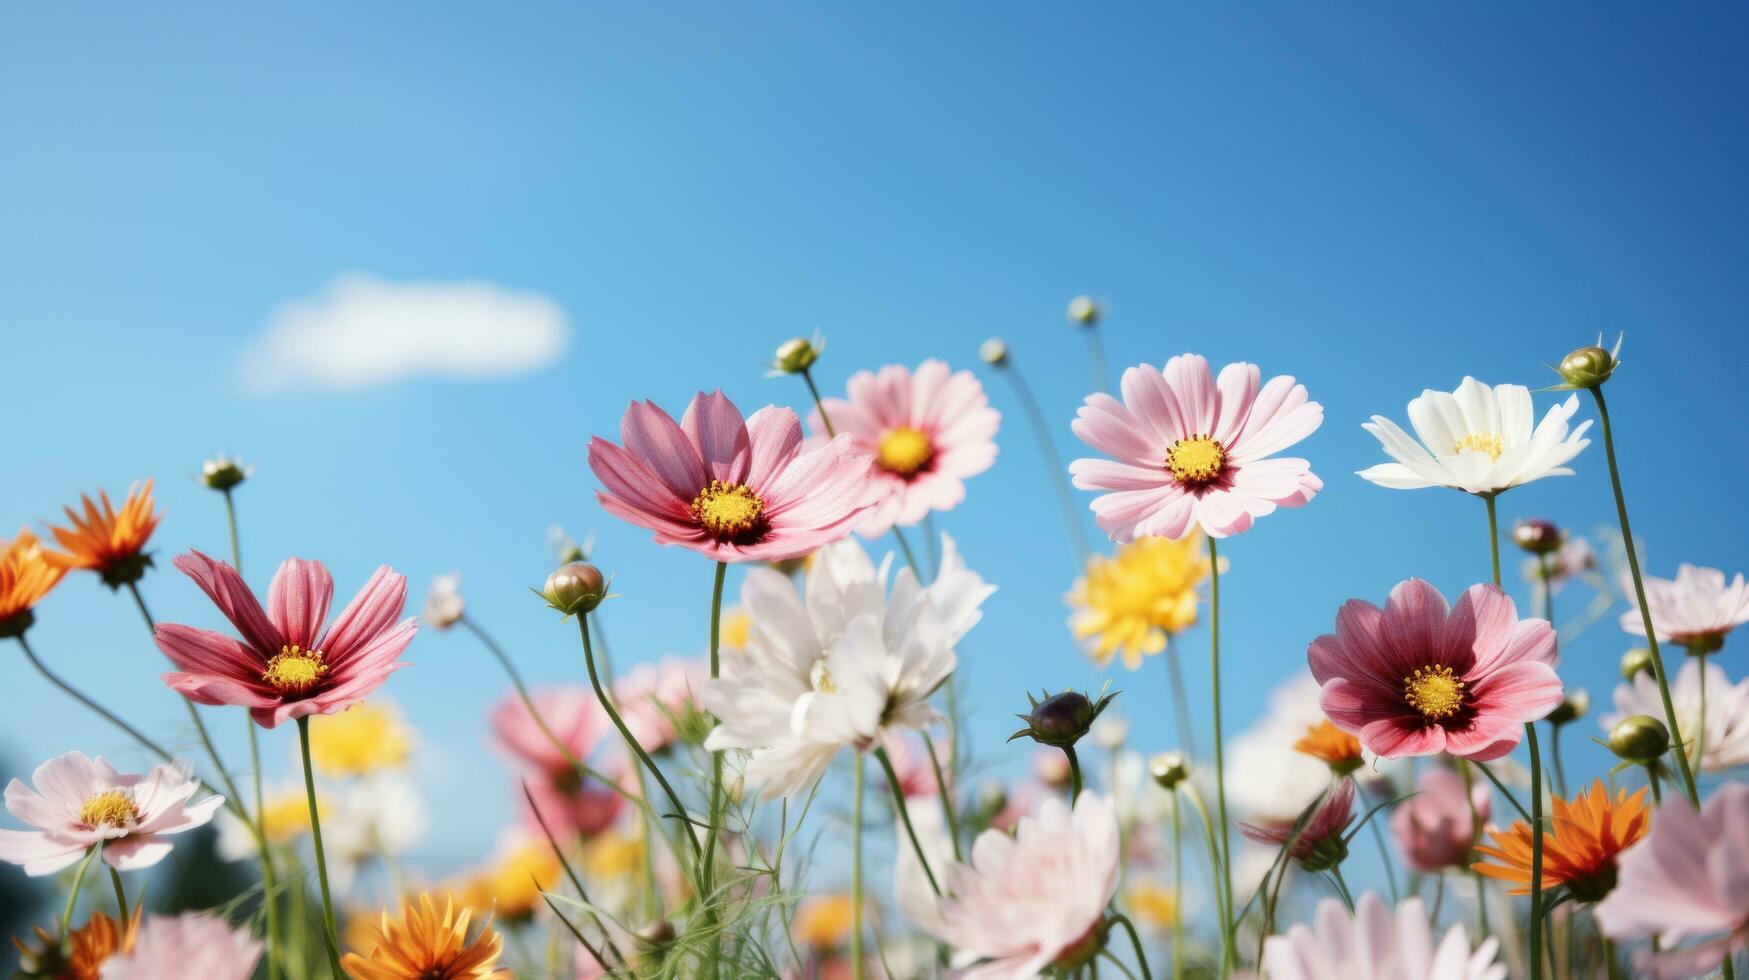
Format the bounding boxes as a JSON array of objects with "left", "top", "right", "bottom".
[
  {"left": 107, "top": 865, "right": 129, "bottom": 922},
  {"left": 1108, "top": 912, "right": 1154, "bottom": 980},
  {"left": 1179, "top": 785, "right": 1230, "bottom": 963},
  {"left": 874, "top": 746, "right": 942, "bottom": 896},
  {"left": 1695, "top": 649, "right": 1710, "bottom": 770},
  {"left": 1526, "top": 722, "right": 1545, "bottom": 980},
  {"left": 1460, "top": 761, "right": 1490, "bottom": 937},
  {"left": 921, "top": 731, "right": 962, "bottom": 862},
  {"left": 1169, "top": 792, "right": 1183, "bottom": 980},
  {"left": 1549, "top": 725, "right": 1569, "bottom": 799},
  {"left": 62, "top": 845, "right": 100, "bottom": 934},
  {"left": 851, "top": 754, "right": 866, "bottom": 980},
  {"left": 1589, "top": 385, "right": 1700, "bottom": 805},
  {"left": 1162, "top": 637, "right": 1196, "bottom": 758},
  {"left": 702, "top": 560, "right": 729, "bottom": 908},
  {"left": 999, "top": 360, "right": 1092, "bottom": 567},
  {"left": 1064, "top": 745, "right": 1083, "bottom": 803},
  {"left": 1204, "top": 535, "right": 1236, "bottom": 972},
  {"left": 1354, "top": 775, "right": 1400, "bottom": 902},
  {"left": 1473, "top": 761, "right": 1534, "bottom": 822},
  {"left": 222, "top": 487, "right": 244, "bottom": 578},
  {"left": 890, "top": 526, "right": 922, "bottom": 577},
  {"left": 1101, "top": 949, "right": 1140, "bottom": 980},
  {"left": 1329, "top": 865, "right": 1357, "bottom": 912},
  {"left": 1602, "top": 936, "right": 1623, "bottom": 980},
  {"left": 296, "top": 718, "right": 344, "bottom": 976},
  {"left": 1645, "top": 763, "right": 1663, "bottom": 804},
  {"left": 799, "top": 366, "right": 836, "bottom": 437},
  {"left": 15, "top": 635, "right": 176, "bottom": 764}
]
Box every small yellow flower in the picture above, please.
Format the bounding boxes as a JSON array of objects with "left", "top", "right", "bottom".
[
  {"left": 341, "top": 893, "right": 509, "bottom": 980},
  {"left": 260, "top": 790, "right": 317, "bottom": 845},
  {"left": 719, "top": 606, "right": 751, "bottom": 652},
  {"left": 1124, "top": 880, "right": 1179, "bottom": 933},
  {"left": 793, "top": 893, "right": 856, "bottom": 950},
  {"left": 1068, "top": 533, "right": 1210, "bottom": 669},
  {"left": 456, "top": 840, "right": 563, "bottom": 924},
  {"left": 308, "top": 703, "right": 415, "bottom": 778},
  {"left": 581, "top": 829, "right": 645, "bottom": 882}
]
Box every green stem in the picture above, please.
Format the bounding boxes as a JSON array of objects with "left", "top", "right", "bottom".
[
  {"left": 1695, "top": 649, "right": 1709, "bottom": 770},
  {"left": 1108, "top": 912, "right": 1154, "bottom": 980},
  {"left": 296, "top": 718, "right": 343, "bottom": 976},
  {"left": 1204, "top": 535, "right": 1236, "bottom": 972},
  {"left": 1588, "top": 385, "right": 1700, "bottom": 805},
  {"left": 1355, "top": 775, "right": 1400, "bottom": 902},
  {"left": 222, "top": 487, "right": 244, "bottom": 578},
  {"left": 1484, "top": 494, "right": 1502, "bottom": 588},
  {"left": 851, "top": 754, "right": 866, "bottom": 980},
  {"left": 1163, "top": 637, "right": 1196, "bottom": 758},
  {"left": 15, "top": 635, "right": 176, "bottom": 764},
  {"left": 890, "top": 525, "right": 922, "bottom": 577},
  {"left": 1460, "top": 761, "right": 1490, "bottom": 938},
  {"left": 1525, "top": 722, "right": 1545, "bottom": 980},
  {"left": 702, "top": 560, "right": 729, "bottom": 908},
  {"left": 61, "top": 845, "right": 100, "bottom": 934},
  {"left": 1169, "top": 792, "right": 1183, "bottom": 980},
  {"left": 107, "top": 865, "right": 128, "bottom": 922},
  {"left": 921, "top": 731, "right": 962, "bottom": 862},
  {"left": 1602, "top": 936, "right": 1623, "bottom": 980},
  {"left": 874, "top": 746, "right": 942, "bottom": 896},
  {"left": 1179, "top": 785, "right": 1230, "bottom": 961},
  {"left": 799, "top": 366, "right": 836, "bottom": 437},
  {"left": 1329, "top": 865, "right": 1356, "bottom": 912},
  {"left": 999, "top": 360, "right": 1092, "bottom": 567},
  {"left": 1645, "top": 763, "right": 1663, "bottom": 804},
  {"left": 1065, "top": 744, "right": 1083, "bottom": 803}
]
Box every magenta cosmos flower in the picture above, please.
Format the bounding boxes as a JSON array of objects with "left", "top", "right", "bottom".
[
  {"left": 0, "top": 752, "right": 221, "bottom": 875},
  {"left": 1069, "top": 354, "right": 1323, "bottom": 541},
  {"left": 155, "top": 551, "right": 416, "bottom": 728},
  {"left": 491, "top": 688, "right": 623, "bottom": 839},
  {"left": 806, "top": 359, "right": 999, "bottom": 536},
  {"left": 1308, "top": 579, "right": 1561, "bottom": 760},
  {"left": 1391, "top": 766, "right": 1490, "bottom": 873},
  {"left": 103, "top": 912, "right": 264, "bottom": 980},
  {"left": 1239, "top": 778, "right": 1356, "bottom": 869},
  {"left": 588, "top": 390, "right": 876, "bottom": 562}
]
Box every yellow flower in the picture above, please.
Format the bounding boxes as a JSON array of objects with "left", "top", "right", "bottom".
[
  {"left": 341, "top": 893, "right": 508, "bottom": 980},
  {"left": 456, "top": 839, "right": 563, "bottom": 924},
  {"left": 793, "top": 893, "right": 856, "bottom": 950},
  {"left": 308, "top": 703, "right": 414, "bottom": 778},
  {"left": 719, "top": 606, "right": 751, "bottom": 652},
  {"left": 581, "top": 829, "right": 645, "bottom": 882},
  {"left": 1124, "top": 880, "right": 1179, "bottom": 933},
  {"left": 1068, "top": 533, "right": 1210, "bottom": 669},
  {"left": 0, "top": 529, "right": 65, "bottom": 636},
  {"left": 260, "top": 789, "right": 317, "bottom": 845}
]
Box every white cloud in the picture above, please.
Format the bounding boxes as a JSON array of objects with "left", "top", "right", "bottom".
[{"left": 240, "top": 273, "right": 570, "bottom": 392}]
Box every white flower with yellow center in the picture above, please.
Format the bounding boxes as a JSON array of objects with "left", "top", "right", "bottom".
[
  {"left": 1358, "top": 377, "right": 1590, "bottom": 495},
  {"left": 699, "top": 533, "right": 993, "bottom": 799}
]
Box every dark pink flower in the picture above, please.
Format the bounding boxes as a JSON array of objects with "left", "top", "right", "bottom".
[
  {"left": 491, "top": 688, "right": 624, "bottom": 840},
  {"left": 587, "top": 391, "right": 876, "bottom": 563},
  {"left": 1308, "top": 579, "right": 1561, "bottom": 761},
  {"left": 156, "top": 551, "right": 415, "bottom": 728},
  {"left": 1391, "top": 766, "right": 1490, "bottom": 872},
  {"left": 1239, "top": 779, "right": 1356, "bottom": 870}
]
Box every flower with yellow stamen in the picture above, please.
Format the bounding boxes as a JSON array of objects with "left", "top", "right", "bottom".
[
  {"left": 792, "top": 893, "right": 856, "bottom": 950},
  {"left": 341, "top": 893, "right": 509, "bottom": 980},
  {"left": 43, "top": 481, "right": 163, "bottom": 589},
  {"left": 1124, "top": 880, "right": 1179, "bottom": 934},
  {"left": 0, "top": 529, "right": 65, "bottom": 638},
  {"left": 308, "top": 703, "right": 415, "bottom": 778},
  {"left": 1067, "top": 533, "right": 1210, "bottom": 669},
  {"left": 1293, "top": 720, "right": 1365, "bottom": 776},
  {"left": 1474, "top": 779, "right": 1650, "bottom": 902}
]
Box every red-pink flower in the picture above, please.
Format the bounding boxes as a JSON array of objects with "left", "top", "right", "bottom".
[
  {"left": 1069, "top": 354, "right": 1323, "bottom": 541},
  {"left": 1239, "top": 779, "right": 1356, "bottom": 868},
  {"left": 1308, "top": 579, "right": 1561, "bottom": 761},
  {"left": 613, "top": 657, "right": 701, "bottom": 753},
  {"left": 588, "top": 390, "right": 876, "bottom": 563},
  {"left": 155, "top": 551, "right": 416, "bottom": 728},
  {"left": 1391, "top": 766, "right": 1490, "bottom": 873},
  {"left": 491, "top": 688, "right": 623, "bottom": 839},
  {"left": 806, "top": 359, "right": 999, "bottom": 536}
]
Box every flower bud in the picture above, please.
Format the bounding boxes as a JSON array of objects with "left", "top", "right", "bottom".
[
  {"left": 1513, "top": 519, "right": 1563, "bottom": 555},
  {"left": 979, "top": 338, "right": 1009, "bottom": 366},
  {"left": 1009, "top": 687, "right": 1117, "bottom": 749},
  {"left": 1149, "top": 752, "right": 1190, "bottom": 789},
  {"left": 635, "top": 919, "right": 676, "bottom": 954},
  {"left": 1546, "top": 689, "right": 1589, "bottom": 726},
  {"left": 771, "top": 337, "right": 821, "bottom": 375},
  {"left": 1620, "top": 647, "right": 1655, "bottom": 680},
  {"left": 766, "top": 554, "right": 810, "bottom": 578},
  {"left": 1066, "top": 295, "right": 1101, "bottom": 327},
  {"left": 1686, "top": 633, "right": 1726, "bottom": 656},
  {"left": 540, "top": 562, "right": 607, "bottom": 616},
  {"left": 1554, "top": 335, "right": 1622, "bottom": 389},
  {"left": 1298, "top": 834, "right": 1350, "bottom": 874},
  {"left": 201, "top": 456, "right": 249, "bottom": 491},
  {"left": 1608, "top": 714, "right": 1670, "bottom": 764}
]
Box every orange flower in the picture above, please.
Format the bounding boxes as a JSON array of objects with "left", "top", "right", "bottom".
[
  {"left": 12, "top": 909, "right": 141, "bottom": 979},
  {"left": 1473, "top": 779, "right": 1650, "bottom": 902},
  {"left": 0, "top": 529, "right": 65, "bottom": 637},
  {"left": 1294, "top": 720, "right": 1364, "bottom": 775},
  {"left": 342, "top": 892, "right": 509, "bottom": 980},
  {"left": 44, "top": 481, "right": 162, "bottom": 588}
]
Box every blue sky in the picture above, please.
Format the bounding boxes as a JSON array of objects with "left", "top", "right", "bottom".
[{"left": 3, "top": 1, "right": 1748, "bottom": 899}]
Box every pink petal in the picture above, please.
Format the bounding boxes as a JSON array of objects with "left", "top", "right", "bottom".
[
  {"left": 681, "top": 390, "right": 752, "bottom": 485},
  {"left": 619, "top": 400, "right": 708, "bottom": 499},
  {"left": 743, "top": 406, "right": 805, "bottom": 495},
  {"left": 1072, "top": 393, "right": 1159, "bottom": 465},
  {"left": 102, "top": 836, "right": 173, "bottom": 871},
  {"left": 1443, "top": 584, "right": 1517, "bottom": 674},
  {"left": 163, "top": 672, "right": 281, "bottom": 710},
  {"left": 1361, "top": 716, "right": 1448, "bottom": 758},
  {"left": 266, "top": 558, "right": 333, "bottom": 652},
  {"left": 154, "top": 624, "right": 269, "bottom": 687},
  {"left": 0, "top": 829, "right": 87, "bottom": 876},
  {"left": 171, "top": 550, "right": 281, "bottom": 653},
  {"left": 1162, "top": 354, "right": 1218, "bottom": 436},
  {"left": 320, "top": 566, "right": 407, "bottom": 661},
  {"left": 1467, "top": 660, "right": 1563, "bottom": 724},
  {"left": 1212, "top": 361, "right": 1261, "bottom": 445}
]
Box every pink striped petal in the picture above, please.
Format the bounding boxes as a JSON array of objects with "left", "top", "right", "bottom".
[
  {"left": 266, "top": 558, "right": 332, "bottom": 652},
  {"left": 172, "top": 550, "right": 281, "bottom": 654}
]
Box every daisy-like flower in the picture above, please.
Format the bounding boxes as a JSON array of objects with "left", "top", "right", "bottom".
[
  {"left": 101, "top": 913, "right": 262, "bottom": 980},
  {"left": 1391, "top": 767, "right": 1490, "bottom": 873},
  {"left": 1596, "top": 782, "right": 1749, "bottom": 979},
  {"left": 922, "top": 793, "right": 1120, "bottom": 978},
  {"left": 613, "top": 656, "right": 702, "bottom": 753},
  {"left": 308, "top": 702, "right": 415, "bottom": 777},
  {"left": 1606, "top": 658, "right": 1749, "bottom": 772},
  {"left": 1474, "top": 779, "right": 1649, "bottom": 902},
  {"left": 587, "top": 390, "right": 876, "bottom": 563},
  {"left": 0, "top": 528, "right": 65, "bottom": 637},
  {"left": 154, "top": 551, "right": 416, "bottom": 728},
  {"left": 1069, "top": 354, "right": 1323, "bottom": 541},
  {"left": 422, "top": 571, "right": 465, "bottom": 629},
  {"left": 1262, "top": 894, "right": 1505, "bottom": 980},
  {"left": 0, "top": 751, "right": 221, "bottom": 875},
  {"left": 1620, "top": 563, "right": 1749, "bottom": 652},
  {"left": 1066, "top": 532, "right": 1210, "bottom": 669},
  {"left": 14, "top": 908, "right": 140, "bottom": 980},
  {"left": 806, "top": 359, "right": 1000, "bottom": 537},
  {"left": 341, "top": 892, "right": 509, "bottom": 980},
  {"left": 698, "top": 532, "right": 992, "bottom": 799},
  {"left": 1308, "top": 579, "right": 1561, "bottom": 760},
  {"left": 1358, "top": 378, "right": 1590, "bottom": 495},
  {"left": 1239, "top": 778, "right": 1356, "bottom": 871},
  {"left": 42, "top": 481, "right": 163, "bottom": 589}
]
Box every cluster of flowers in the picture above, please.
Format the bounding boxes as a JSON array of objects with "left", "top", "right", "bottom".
[{"left": 1, "top": 307, "right": 1746, "bottom": 980}]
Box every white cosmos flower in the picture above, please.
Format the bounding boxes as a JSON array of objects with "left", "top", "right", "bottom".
[
  {"left": 1358, "top": 378, "right": 1590, "bottom": 495},
  {"left": 698, "top": 533, "right": 993, "bottom": 799},
  {"left": 1604, "top": 659, "right": 1749, "bottom": 772},
  {"left": 421, "top": 571, "right": 465, "bottom": 629},
  {"left": 1229, "top": 674, "right": 1398, "bottom": 822},
  {"left": 1620, "top": 563, "right": 1749, "bottom": 649}
]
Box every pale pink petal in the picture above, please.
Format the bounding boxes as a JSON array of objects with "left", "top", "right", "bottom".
[
  {"left": 619, "top": 400, "right": 708, "bottom": 498},
  {"left": 319, "top": 565, "right": 407, "bottom": 661},
  {"left": 681, "top": 390, "right": 752, "bottom": 485}
]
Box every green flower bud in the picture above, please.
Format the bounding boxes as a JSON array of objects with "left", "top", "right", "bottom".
[
  {"left": 1149, "top": 752, "right": 1190, "bottom": 789},
  {"left": 201, "top": 456, "right": 249, "bottom": 491},
  {"left": 1066, "top": 295, "right": 1101, "bottom": 327},
  {"left": 1049, "top": 918, "right": 1109, "bottom": 972},
  {"left": 540, "top": 562, "right": 607, "bottom": 616},
  {"left": 1620, "top": 647, "right": 1655, "bottom": 680},
  {"left": 1008, "top": 686, "right": 1119, "bottom": 749},
  {"left": 979, "top": 338, "right": 1009, "bottom": 366},
  {"left": 1553, "top": 334, "right": 1622, "bottom": 389},
  {"left": 1547, "top": 689, "right": 1589, "bottom": 726},
  {"left": 771, "top": 336, "right": 822, "bottom": 375},
  {"left": 1608, "top": 714, "right": 1670, "bottom": 764}
]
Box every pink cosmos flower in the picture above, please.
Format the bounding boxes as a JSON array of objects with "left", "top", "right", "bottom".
[
  {"left": 1596, "top": 782, "right": 1749, "bottom": 979},
  {"left": 491, "top": 688, "right": 623, "bottom": 839},
  {"left": 0, "top": 752, "right": 222, "bottom": 875},
  {"left": 101, "top": 912, "right": 263, "bottom": 980},
  {"left": 806, "top": 359, "right": 999, "bottom": 536},
  {"left": 517, "top": 770, "right": 622, "bottom": 841},
  {"left": 923, "top": 793, "right": 1119, "bottom": 979},
  {"left": 1238, "top": 779, "right": 1355, "bottom": 868},
  {"left": 1070, "top": 354, "right": 1323, "bottom": 541},
  {"left": 1308, "top": 579, "right": 1561, "bottom": 761},
  {"left": 1621, "top": 563, "right": 1749, "bottom": 650},
  {"left": 1263, "top": 894, "right": 1505, "bottom": 980},
  {"left": 588, "top": 390, "right": 876, "bottom": 563},
  {"left": 613, "top": 657, "right": 701, "bottom": 753},
  {"left": 155, "top": 551, "right": 416, "bottom": 728},
  {"left": 1391, "top": 767, "right": 1490, "bottom": 873}
]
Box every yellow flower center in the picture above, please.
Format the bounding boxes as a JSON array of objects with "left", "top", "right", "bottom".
[
  {"left": 1453, "top": 432, "right": 1505, "bottom": 462},
  {"left": 876, "top": 427, "right": 934, "bottom": 477},
  {"left": 263, "top": 644, "right": 329, "bottom": 693},
  {"left": 79, "top": 790, "right": 138, "bottom": 828},
  {"left": 1165, "top": 434, "right": 1227, "bottom": 486},
  {"left": 1404, "top": 664, "right": 1466, "bottom": 719},
  {"left": 690, "top": 480, "right": 764, "bottom": 540},
  {"left": 808, "top": 659, "right": 838, "bottom": 695}
]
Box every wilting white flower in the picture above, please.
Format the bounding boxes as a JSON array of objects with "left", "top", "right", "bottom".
[
  {"left": 320, "top": 773, "right": 430, "bottom": 890},
  {"left": 1264, "top": 894, "right": 1505, "bottom": 980},
  {"left": 699, "top": 533, "right": 993, "bottom": 798},
  {"left": 1621, "top": 563, "right": 1749, "bottom": 649},
  {"left": 1604, "top": 659, "right": 1749, "bottom": 772},
  {"left": 421, "top": 572, "right": 465, "bottom": 629},
  {"left": 1359, "top": 378, "right": 1590, "bottom": 495}
]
